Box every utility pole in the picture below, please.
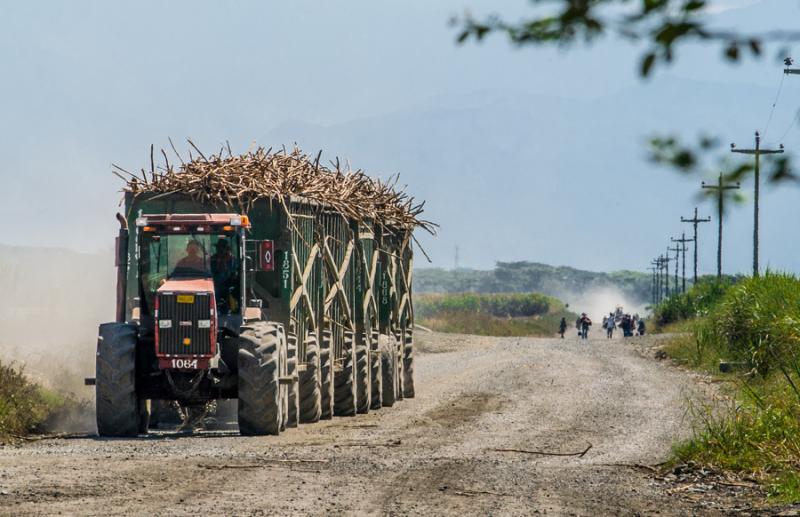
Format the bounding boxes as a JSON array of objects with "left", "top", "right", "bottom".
[
  {"left": 731, "top": 131, "right": 784, "bottom": 277},
  {"left": 454, "top": 246, "right": 460, "bottom": 270},
  {"left": 655, "top": 256, "right": 664, "bottom": 303},
  {"left": 702, "top": 174, "right": 741, "bottom": 279},
  {"left": 671, "top": 233, "right": 693, "bottom": 294},
  {"left": 668, "top": 244, "right": 682, "bottom": 296},
  {"left": 649, "top": 259, "right": 660, "bottom": 305},
  {"left": 661, "top": 252, "right": 672, "bottom": 298},
  {"left": 680, "top": 207, "right": 711, "bottom": 284}
]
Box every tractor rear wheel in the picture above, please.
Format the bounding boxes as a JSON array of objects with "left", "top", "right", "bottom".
[
  {"left": 96, "top": 322, "right": 142, "bottom": 437},
  {"left": 237, "top": 321, "right": 283, "bottom": 436},
  {"left": 298, "top": 333, "right": 321, "bottom": 423},
  {"left": 402, "top": 327, "right": 415, "bottom": 398},
  {"left": 334, "top": 330, "right": 357, "bottom": 416},
  {"left": 355, "top": 330, "right": 370, "bottom": 414},
  {"left": 320, "top": 327, "right": 334, "bottom": 420}
]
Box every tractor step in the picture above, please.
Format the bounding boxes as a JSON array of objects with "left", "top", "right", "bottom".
[{"left": 84, "top": 377, "right": 96, "bottom": 386}]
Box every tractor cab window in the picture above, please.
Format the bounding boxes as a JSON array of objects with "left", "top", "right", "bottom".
[{"left": 140, "top": 232, "right": 242, "bottom": 315}]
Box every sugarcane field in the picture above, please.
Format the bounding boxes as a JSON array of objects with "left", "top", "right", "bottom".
[{"left": 6, "top": 2, "right": 800, "bottom": 516}]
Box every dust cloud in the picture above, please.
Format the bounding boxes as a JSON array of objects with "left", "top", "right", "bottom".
[
  {"left": 0, "top": 245, "right": 115, "bottom": 398},
  {"left": 557, "top": 286, "right": 648, "bottom": 325}
]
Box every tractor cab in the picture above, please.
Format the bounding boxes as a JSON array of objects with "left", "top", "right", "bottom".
[{"left": 135, "top": 213, "right": 250, "bottom": 369}]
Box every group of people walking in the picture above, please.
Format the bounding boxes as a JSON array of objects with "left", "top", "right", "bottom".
[
  {"left": 558, "top": 309, "right": 645, "bottom": 339},
  {"left": 601, "top": 312, "right": 645, "bottom": 338}
]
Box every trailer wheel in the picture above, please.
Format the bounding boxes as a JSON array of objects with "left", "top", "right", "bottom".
[
  {"left": 355, "top": 330, "right": 370, "bottom": 414},
  {"left": 402, "top": 327, "right": 415, "bottom": 398},
  {"left": 96, "top": 322, "right": 141, "bottom": 437},
  {"left": 320, "top": 327, "right": 334, "bottom": 420},
  {"left": 395, "top": 332, "right": 405, "bottom": 401},
  {"left": 277, "top": 324, "right": 288, "bottom": 432},
  {"left": 369, "top": 328, "right": 382, "bottom": 410},
  {"left": 237, "top": 321, "right": 283, "bottom": 436},
  {"left": 334, "top": 330, "right": 357, "bottom": 416},
  {"left": 380, "top": 334, "right": 397, "bottom": 407},
  {"left": 299, "top": 333, "right": 321, "bottom": 423},
  {"left": 286, "top": 333, "right": 299, "bottom": 428}
]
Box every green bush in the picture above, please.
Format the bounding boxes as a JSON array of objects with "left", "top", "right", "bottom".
[
  {"left": 0, "top": 360, "right": 52, "bottom": 440},
  {"left": 653, "top": 276, "right": 736, "bottom": 328},
  {"left": 681, "top": 272, "right": 800, "bottom": 375},
  {"left": 0, "top": 360, "right": 87, "bottom": 441}
]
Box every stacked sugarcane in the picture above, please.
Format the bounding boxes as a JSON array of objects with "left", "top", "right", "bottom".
[{"left": 117, "top": 142, "right": 435, "bottom": 233}]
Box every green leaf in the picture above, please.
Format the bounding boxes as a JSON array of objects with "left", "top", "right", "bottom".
[
  {"left": 640, "top": 52, "right": 657, "bottom": 76},
  {"left": 725, "top": 42, "right": 740, "bottom": 61}
]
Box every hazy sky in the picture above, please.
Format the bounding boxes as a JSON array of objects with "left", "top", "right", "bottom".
[{"left": 2, "top": 0, "right": 799, "bottom": 275}]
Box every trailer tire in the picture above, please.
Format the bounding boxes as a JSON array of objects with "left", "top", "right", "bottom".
[
  {"left": 355, "top": 331, "right": 370, "bottom": 414},
  {"left": 286, "top": 333, "right": 299, "bottom": 428},
  {"left": 276, "top": 324, "right": 288, "bottom": 432},
  {"left": 320, "top": 328, "right": 334, "bottom": 420},
  {"left": 237, "top": 322, "right": 283, "bottom": 436},
  {"left": 299, "top": 333, "right": 321, "bottom": 423},
  {"left": 334, "top": 330, "right": 357, "bottom": 416},
  {"left": 369, "top": 329, "right": 382, "bottom": 410},
  {"left": 402, "top": 328, "right": 415, "bottom": 398},
  {"left": 380, "top": 334, "right": 397, "bottom": 407},
  {"left": 96, "top": 322, "right": 142, "bottom": 437},
  {"left": 395, "top": 332, "right": 404, "bottom": 401}
]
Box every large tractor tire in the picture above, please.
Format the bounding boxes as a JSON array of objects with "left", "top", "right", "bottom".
[
  {"left": 298, "top": 333, "right": 321, "bottom": 423},
  {"left": 380, "top": 334, "right": 397, "bottom": 408},
  {"left": 237, "top": 321, "right": 284, "bottom": 436},
  {"left": 402, "top": 327, "right": 415, "bottom": 398},
  {"left": 369, "top": 328, "right": 382, "bottom": 410},
  {"left": 286, "top": 333, "right": 299, "bottom": 428},
  {"left": 355, "top": 330, "right": 370, "bottom": 414},
  {"left": 334, "top": 330, "right": 357, "bottom": 417},
  {"left": 320, "top": 327, "right": 334, "bottom": 420},
  {"left": 96, "top": 322, "right": 142, "bottom": 437}
]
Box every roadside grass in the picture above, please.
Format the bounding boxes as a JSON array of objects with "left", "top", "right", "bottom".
[
  {"left": 415, "top": 292, "right": 576, "bottom": 337},
  {"left": 0, "top": 360, "right": 86, "bottom": 442},
  {"left": 652, "top": 276, "right": 738, "bottom": 331},
  {"left": 663, "top": 272, "right": 800, "bottom": 502}
]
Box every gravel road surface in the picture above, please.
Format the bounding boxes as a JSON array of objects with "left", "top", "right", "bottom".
[{"left": 0, "top": 331, "right": 742, "bottom": 516}]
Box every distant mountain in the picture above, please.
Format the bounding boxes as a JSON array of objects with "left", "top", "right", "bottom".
[{"left": 416, "top": 262, "right": 652, "bottom": 306}]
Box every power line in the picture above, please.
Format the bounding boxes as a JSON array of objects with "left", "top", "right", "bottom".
[{"left": 762, "top": 72, "right": 786, "bottom": 139}]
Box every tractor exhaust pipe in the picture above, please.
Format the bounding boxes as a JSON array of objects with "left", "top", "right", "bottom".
[{"left": 115, "top": 213, "right": 129, "bottom": 323}]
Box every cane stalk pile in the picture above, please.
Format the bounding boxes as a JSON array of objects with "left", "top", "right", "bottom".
[{"left": 118, "top": 143, "right": 435, "bottom": 233}]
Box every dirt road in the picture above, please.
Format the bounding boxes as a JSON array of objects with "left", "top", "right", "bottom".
[{"left": 0, "top": 332, "right": 738, "bottom": 515}]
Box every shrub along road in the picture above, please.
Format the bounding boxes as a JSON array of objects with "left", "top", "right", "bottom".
[{"left": 0, "top": 332, "right": 766, "bottom": 515}]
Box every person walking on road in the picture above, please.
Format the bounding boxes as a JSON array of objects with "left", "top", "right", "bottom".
[
  {"left": 559, "top": 317, "right": 568, "bottom": 338},
  {"left": 605, "top": 312, "right": 615, "bottom": 339},
  {"left": 637, "top": 318, "right": 646, "bottom": 336},
  {"left": 578, "top": 313, "right": 592, "bottom": 340}
]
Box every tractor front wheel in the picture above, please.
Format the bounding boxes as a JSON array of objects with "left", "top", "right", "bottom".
[{"left": 96, "top": 322, "right": 142, "bottom": 437}]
